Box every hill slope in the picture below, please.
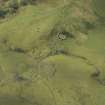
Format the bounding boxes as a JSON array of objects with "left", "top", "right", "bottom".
[{"left": 0, "top": 0, "right": 105, "bottom": 105}]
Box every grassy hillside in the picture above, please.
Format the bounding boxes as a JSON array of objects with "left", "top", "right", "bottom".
[{"left": 0, "top": 0, "right": 105, "bottom": 105}]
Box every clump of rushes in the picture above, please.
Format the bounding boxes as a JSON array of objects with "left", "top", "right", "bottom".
[
  {"left": 0, "top": 0, "right": 37, "bottom": 19},
  {"left": 8, "top": 0, "right": 19, "bottom": 13},
  {"left": 0, "top": 7, "right": 7, "bottom": 18},
  {"left": 19, "top": 0, "right": 29, "bottom": 6},
  {"left": 20, "top": 0, "right": 36, "bottom": 6}
]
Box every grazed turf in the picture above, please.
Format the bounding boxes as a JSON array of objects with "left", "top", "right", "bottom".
[{"left": 0, "top": 0, "right": 105, "bottom": 105}]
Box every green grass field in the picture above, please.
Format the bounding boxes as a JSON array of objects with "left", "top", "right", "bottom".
[{"left": 0, "top": 0, "right": 105, "bottom": 105}]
